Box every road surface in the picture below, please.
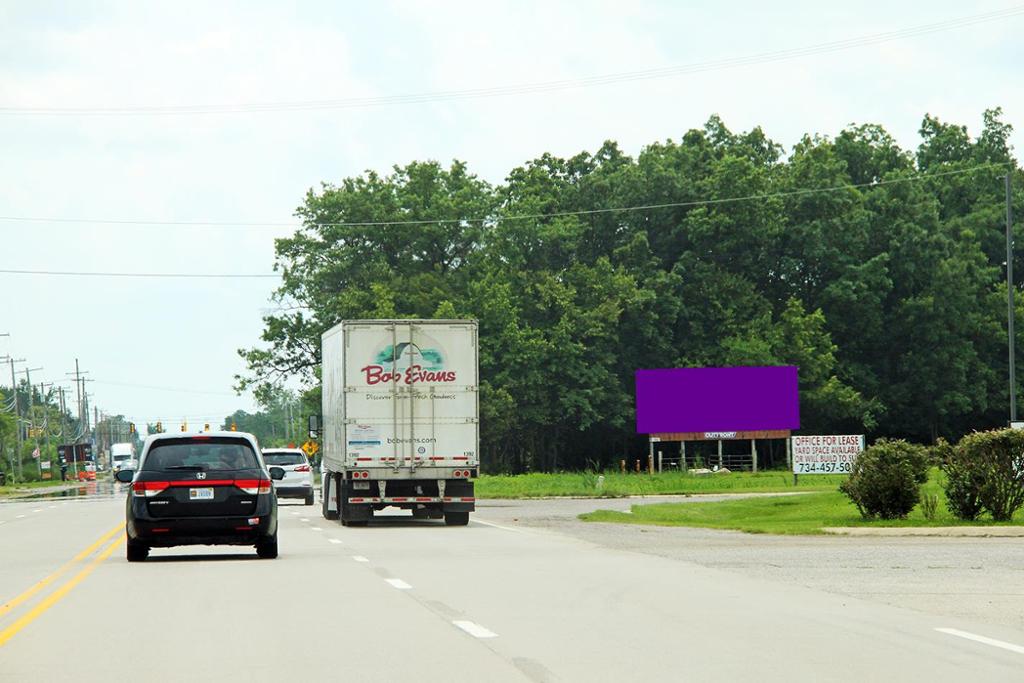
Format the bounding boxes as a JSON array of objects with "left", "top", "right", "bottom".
[{"left": 1, "top": 485, "right": 1022, "bottom": 682}]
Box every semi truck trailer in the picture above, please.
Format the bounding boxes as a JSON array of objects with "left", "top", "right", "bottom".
[{"left": 320, "top": 319, "right": 479, "bottom": 526}]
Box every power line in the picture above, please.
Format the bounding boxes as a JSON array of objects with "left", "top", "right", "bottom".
[
  {"left": 0, "top": 269, "right": 280, "bottom": 278},
  {"left": 0, "top": 162, "right": 1005, "bottom": 232},
  {"left": 0, "top": 6, "right": 1020, "bottom": 116},
  {"left": 91, "top": 379, "right": 238, "bottom": 397}
]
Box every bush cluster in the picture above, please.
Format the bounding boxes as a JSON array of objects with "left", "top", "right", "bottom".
[
  {"left": 944, "top": 429, "right": 1024, "bottom": 521},
  {"left": 839, "top": 439, "right": 929, "bottom": 519}
]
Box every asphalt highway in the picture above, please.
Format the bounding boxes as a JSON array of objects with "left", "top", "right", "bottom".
[{"left": 1, "top": 485, "right": 1022, "bottom": 682}]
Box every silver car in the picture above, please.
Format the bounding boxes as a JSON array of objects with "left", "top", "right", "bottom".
[{"left": 262, "top": 448, "right": 315, "bottom": 505}]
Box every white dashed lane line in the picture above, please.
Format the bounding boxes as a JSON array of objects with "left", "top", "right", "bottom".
[
  {"left": 936, "top": 628, "right": 1024, "bottom": 655},
  {"left": 310, "top": 526, "right": 322, "bottom": 531},
  {"left": 384, "top": 578, "right": 412, "bottom": 590},
  {"left": 327, "top": 538, "right": 343, "bottom": 544},
  {"left": 16, "top": 515, "right": 25, "bottom": 519},
  {"left": 32, "top": 509, "right": 42, "bottom": 513},
  {"left": 299, "top": 518, "right": 310, "bottom": 523},
  {"left": 352, "top": 555, "right": 369, "bottom": 563},
  {"left": 453, "top": 621, "right": 498, "bottom": 639}
]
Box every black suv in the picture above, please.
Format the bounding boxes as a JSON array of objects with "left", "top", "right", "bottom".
[{"left": 115, "top": 432, "right": 284, "bottom": 561}]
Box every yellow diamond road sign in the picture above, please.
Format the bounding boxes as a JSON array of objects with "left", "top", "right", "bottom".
[{"left": 301, "top": 440, "right": 319, "bottom": 457}]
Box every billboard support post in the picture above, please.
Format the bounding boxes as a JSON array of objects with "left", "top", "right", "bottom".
[
  {"left": 751, "top": 439, "right": 758, "bottom": 473},
  {"left": 717, "top": 440, "right": 723, "bottom": 469},
  {"left": 681, "top": 442, "right": 687, "bottom": 472}
]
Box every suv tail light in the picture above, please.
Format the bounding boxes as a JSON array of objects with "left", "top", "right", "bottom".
[
  {"left": 132, "top": 481, "right": 170, "bottom": 497},
  {"left": 294, "top": 464, "right": 311, "bottom": 472},
  {"left": 235, "top": 479, "right": 272, "bottom": 495}
]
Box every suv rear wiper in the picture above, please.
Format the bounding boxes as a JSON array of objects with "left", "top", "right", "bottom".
[{"left": 165, "top": 465, "right": 207, "bottom": 471}]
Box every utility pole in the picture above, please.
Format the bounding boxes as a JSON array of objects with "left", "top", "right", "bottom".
[
  {"left": 23, "top": 366, "right": 42, "bottom": 479},
  {"left": 1007, "top": 172, "right": 1018, "bottom": 424},
  {"left": 66, "top": 360, "right": 90, "bottom": 436},
  {"left": 39, "top": 381, "right": 54, "bottom": 477}
]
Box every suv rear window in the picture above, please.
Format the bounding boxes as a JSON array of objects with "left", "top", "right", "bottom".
[
  {"left": 263, "top": 452, "right": 307, "bottom": 466},
  {"left": 143, "top": 438, "right": 259, "bottom": 471}
]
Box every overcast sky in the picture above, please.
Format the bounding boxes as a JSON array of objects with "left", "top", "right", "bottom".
[{"left": 1, "top": 0, "right": 1021, "bottom": 431}]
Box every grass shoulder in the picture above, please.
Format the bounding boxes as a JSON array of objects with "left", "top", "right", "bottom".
[
  {"left": 0, "top": 478, "right": 77, "bottom": 498},
  {"left": 476, "top": 470, "right": 844, "bottom": 499},
  {"left": 579, "top": 474, "right": 1023, "bottom": 534}
]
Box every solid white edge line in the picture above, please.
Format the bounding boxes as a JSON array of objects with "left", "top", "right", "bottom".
[
  {"left": 472, "top": 518, "right": 523, "bottom": 533},
  {"left": 936, "top": 628, "right": 1024, "bottom": 655},
  {"left": 385, "top": 578, "right": 412, "bottom": 590},
  {"left": 453, "top": 620, "right": 498, "bottom": 639},
  {"left": 352, "top": 555, "right": 369, "bottom": 562}
]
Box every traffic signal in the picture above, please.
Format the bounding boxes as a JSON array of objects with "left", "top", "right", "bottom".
[
  {"left": 129, "top": 422, "right": 136, "bottom": 434},
  {"left": 181, "top": 420, "right": 187, "bottom": 432},
  {"left": 230, "top": 422, "right": 237, "bottom": 431},
  {"left": 204, "top": 423, "right": 210, "bottom": 432},
  {"left": 155, "top": 421, "right": 163, "bottom": 433}
]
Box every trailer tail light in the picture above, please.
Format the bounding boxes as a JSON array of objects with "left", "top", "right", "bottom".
[
  {"left": 235, "top": 479, "right": 272, "bottom": 495},
  {"left": 294, "top": 464, "right": 311, "bottom": 472},
  {"left": 353, "top": 471, "right": 369, "bottom": 479},
  {"left": 133, "top": 481, "right": 170, "bottom": 497},
  {"left": 453, "top": 469, "right": 472, "bottom": 479}
]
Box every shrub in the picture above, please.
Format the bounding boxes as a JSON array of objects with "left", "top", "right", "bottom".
[
  {"left": 942, "top": 442, "right": 985, "bottom": 521},
  {"left": 951, "top": 429, "right": 1024, "bottom": 522},
  {"left": 839, "top": 439, "right": 926, "bottom": 519},
  {"left": 920, "top": 492, "right": 939, "bottom": 521}
]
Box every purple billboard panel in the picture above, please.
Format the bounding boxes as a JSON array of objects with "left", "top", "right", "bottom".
[{"left": 635, "top": 366, "right": 799, "bottom": 433}]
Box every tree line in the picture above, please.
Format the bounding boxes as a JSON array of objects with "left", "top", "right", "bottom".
[{"left": 238, "top": 109, "right": 1023, "bottom": 473}]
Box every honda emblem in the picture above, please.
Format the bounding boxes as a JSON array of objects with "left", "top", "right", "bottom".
[{"left": 196, "top": 472, "right": 207, "bottom": 480}]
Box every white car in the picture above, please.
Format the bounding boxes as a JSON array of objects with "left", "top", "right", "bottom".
[{"left": 262, "top": 448, "right": 315, "bottom": 505}]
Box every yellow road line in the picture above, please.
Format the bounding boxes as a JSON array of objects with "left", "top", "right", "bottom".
[
  {"left": 0, "top": 535, "right": 123, "bottom": 648},
  {"left": 0, "top": 522, "right": 124, "bottom": 620}
]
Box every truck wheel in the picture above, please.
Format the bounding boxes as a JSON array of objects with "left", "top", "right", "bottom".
[
  {"left": 444, "top": 511, "right": 469, "bottom": 526},
  {"left": 322, "top": 475, "right": 339, "bottom": 520}
]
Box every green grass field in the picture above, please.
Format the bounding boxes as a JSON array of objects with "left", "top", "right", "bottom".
[
  {"left": 579, "top": 473, "right": 1024, "bottom": 534},
  {"left": 475, "top": 470, "right": 847, "bottom": 499}
]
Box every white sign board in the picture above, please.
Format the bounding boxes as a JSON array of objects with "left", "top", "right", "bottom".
[{"left": 791, "top": 435, "right": 865, "bottom": 474}]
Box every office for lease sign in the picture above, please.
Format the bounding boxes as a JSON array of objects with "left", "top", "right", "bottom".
[{"left": 791, "top": 435, "right": 865, "bottom": 474}]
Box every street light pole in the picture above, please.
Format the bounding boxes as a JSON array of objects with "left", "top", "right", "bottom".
[{"left": 1007, "top": 173, "right": 1017, "bottom": 424}]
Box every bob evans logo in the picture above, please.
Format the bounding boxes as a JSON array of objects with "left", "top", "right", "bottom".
[{"left": 361, "top": 340, "right": 456, "bottom": 386}]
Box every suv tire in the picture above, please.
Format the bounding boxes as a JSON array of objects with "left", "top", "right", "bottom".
[
  {"left": 126, "top": 539, "right": 149, "bottom": 562},
  {"left": 256, "top": 532, "right": 278, "bottom": 559}
]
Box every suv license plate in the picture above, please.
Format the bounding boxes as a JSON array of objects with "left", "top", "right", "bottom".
[{"left": 189, "top": 487, "right": 214, "bottom": 500}]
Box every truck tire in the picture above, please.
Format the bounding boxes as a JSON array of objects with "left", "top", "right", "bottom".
[
  {"left": 444, "top": 511, "right": 469, "bottom": 526},
  {"left": 322, "top": 474, "right": 339, "bottom": 520}
]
